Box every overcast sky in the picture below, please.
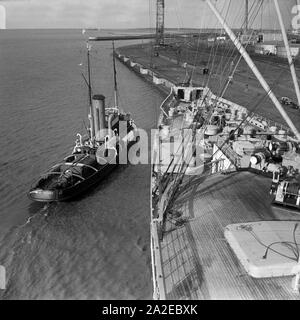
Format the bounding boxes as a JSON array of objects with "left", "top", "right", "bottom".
[{"left": 0, "top": 0, "right": 296, "bottom": 29}]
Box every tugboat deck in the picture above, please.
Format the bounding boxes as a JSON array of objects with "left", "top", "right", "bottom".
[{"left": 161, "top": 171, "right": 300, "bottom": 300}]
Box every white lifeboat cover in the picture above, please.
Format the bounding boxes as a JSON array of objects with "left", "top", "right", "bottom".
[{"left": 225, "top": 221, "right": 300, "bottom": 278}]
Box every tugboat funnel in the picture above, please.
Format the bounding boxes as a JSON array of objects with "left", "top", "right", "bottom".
[{"left": 92, "top": 94, "right": 106, "bottom": 140}]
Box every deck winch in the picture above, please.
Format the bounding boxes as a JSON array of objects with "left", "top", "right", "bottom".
[
  {"left": 270, "top": 171, "right": 300, "bottom": 210},
  {"left": 268, "top": 141, "right": 298, "bottom": 155},
  {"left": 250, "top": 150, "right": 271, "bottom": 166}
]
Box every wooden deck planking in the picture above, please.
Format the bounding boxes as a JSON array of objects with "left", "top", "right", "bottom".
[{"left": 160, "top": 171, "right": 300, "bottom": 300}]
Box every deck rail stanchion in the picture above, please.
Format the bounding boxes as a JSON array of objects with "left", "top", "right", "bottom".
[
  {"left": 292, "top": 258, "right": 300, "bottom": 292},
  {"left": 150, "top": 220, "right": 167, "bottom": 300}
]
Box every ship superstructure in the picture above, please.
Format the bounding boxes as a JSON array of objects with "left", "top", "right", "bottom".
[{"left": 150, "top": 0, "right": 300, "bottom": 300}]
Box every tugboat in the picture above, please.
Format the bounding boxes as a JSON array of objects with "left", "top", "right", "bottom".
[{"left": 28, "top": 42, "right": 137, "bottom": 202}]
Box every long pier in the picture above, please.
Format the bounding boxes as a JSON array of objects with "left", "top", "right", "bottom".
[{"left": 89, "top": 32, "right": 202, "bottom": 42}]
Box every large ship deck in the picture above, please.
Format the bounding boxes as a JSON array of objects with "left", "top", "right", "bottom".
[{"left": 160, "top": 171, "right": 300, "bottom": 300}]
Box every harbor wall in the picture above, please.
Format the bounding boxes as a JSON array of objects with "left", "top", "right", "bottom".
[
  {"left": 115, "top": 49, "right": 291, "bottom": 135},
  {"left": 115, "top": 50, "right": 170, "bottom": 99}
]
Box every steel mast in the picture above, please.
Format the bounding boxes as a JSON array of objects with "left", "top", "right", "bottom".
[
  {"left": 156, "top": 0, "right": 165, "bottom": 45},
  {"left": 205, "top": 0, "right": 300, "bottom": 141}
]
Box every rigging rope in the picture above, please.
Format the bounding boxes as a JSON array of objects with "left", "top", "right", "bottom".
[{"left": 157, "top": 0, "right": 289, "bottom": 211}]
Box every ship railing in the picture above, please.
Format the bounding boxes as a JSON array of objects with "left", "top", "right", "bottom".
[
  {"left": 64, "top": 162, "right": 98, "bottom": 171},
  {"left": 152, "top": 126, "right": 192, "bottom": 226},
  {"left": 45, "top": 161, "right": 98, "bottom": 174},
  {"left": 158, "top": 88, "right": 174, "bottom": 123},
  {"left": 151, "top": 155, "right": 167, "bottom": 299},
  {"left": 38, "top": 172, "right": 85, "bottom": 180},
  {"left": 209, "top": 92, "right": 294, "bottom": 137},
  {"left": 250, "top": 111, "right": 292, "bottom": 135},
  {"left": 158, "top": 127, "right": 195, "bottom": 217},
  {"left": 150, "top": 219, "right": 167, "bottom": 300},
  {"left": 29, "top": 171, "right": 86, "bottom": 190},
  {"left": 177, "top": 159, "right": 223, "bottom": 189}
]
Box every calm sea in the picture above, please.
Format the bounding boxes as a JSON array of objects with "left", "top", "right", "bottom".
[{"left": 0, "top": 29, "right": 164, "bottom": 299}]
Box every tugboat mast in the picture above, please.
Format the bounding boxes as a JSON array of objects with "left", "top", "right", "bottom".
[
  {"left": 112, "top": 41, "right": 119, "bottom": 109},
  {"left": 86, "top": 41, "right": 95, "bottom": 142},
  {"left": 87, "top": 41, "right": 93, "bottom": 109}
]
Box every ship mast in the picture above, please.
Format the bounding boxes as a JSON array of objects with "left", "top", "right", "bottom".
[
  {"left": 274, "top": 0, "right": 300, "bottom": 109},
  {"left": 86, "top": 41, "right": 95, "bottom": 141},
  {"left": 205, "top": 0, "right": 300, "bottom": 141},
  {"left": 244, "top": 0, "right": 249, "bottom": 33},
  {"left": 87, "top": 41, "right": 93, "bottom": 110},
  {"left": 112, "top": 41, "right": 119, "bottom": 109}
]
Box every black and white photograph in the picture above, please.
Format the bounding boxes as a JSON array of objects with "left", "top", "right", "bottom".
[{"left": 0, "top": 0, "right": 300, "bottom": 304}]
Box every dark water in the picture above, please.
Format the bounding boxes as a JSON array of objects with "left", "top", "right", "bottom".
[{"left": 0, "top": 29, "right": 164, "bottom": 299}]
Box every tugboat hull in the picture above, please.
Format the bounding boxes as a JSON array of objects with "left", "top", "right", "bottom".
[{"left": 28, "top": 163, "right": 117, "bottom": 202}]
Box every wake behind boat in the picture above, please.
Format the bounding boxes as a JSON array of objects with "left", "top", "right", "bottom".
[{"left": 28, "top": 42, "right": 138, "bottom": 202}]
